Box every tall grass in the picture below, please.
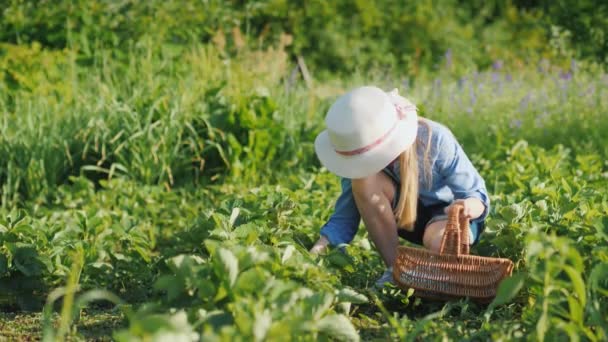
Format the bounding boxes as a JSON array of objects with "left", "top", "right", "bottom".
[
  {"left": 0, "top": 40, "right": 318, "bottom": 205},
  {"left": 1, "top": 40, "right": 607, "bottom": 207}
]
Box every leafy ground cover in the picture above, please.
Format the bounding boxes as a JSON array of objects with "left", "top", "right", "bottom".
[{"left": 0, "top": 39, "right": 607, "bottom": 341}]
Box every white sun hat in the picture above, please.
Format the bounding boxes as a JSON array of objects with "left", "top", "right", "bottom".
[{"left": 314, "top": 86, "right": 418, "bottom": 179}]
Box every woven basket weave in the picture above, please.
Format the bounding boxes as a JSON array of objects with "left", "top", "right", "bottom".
[{"left": 393, "top": 204, "right": 514, "bottom": 302}]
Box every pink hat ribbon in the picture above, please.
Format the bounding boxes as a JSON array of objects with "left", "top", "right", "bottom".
[{"left": 334, "top": 104, "right": 415, "bottom": 156}]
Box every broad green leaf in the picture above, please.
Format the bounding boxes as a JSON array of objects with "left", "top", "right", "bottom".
[
  {"left": 589, "top": 263, "right": 608, "bottom": 296},
  {"left": 326, "top": 250, "right": 353, "bottom": 268},
  {"left": 526, "top": 240, "right": 544, "bottom": 258},
  {"left": 489, "top": 273, "right": 525, "bottom": 309},
  {"left": 281, "top": 245, "right": 295, "bottom": 264},
  {"left": 13, "top": 246, "right": 43, "bottom": 277},
  {"left": 253, "top": 309, "right": 272, "bottom": 342},
  {"left": 317, "top": 314, "right": 359, "bottom": 342},
  {"left": 308, "top": 292, "right": 334, "bottom": 321},
  {"left": 204, "top": 239, "right": 221, "bottom": 256},
  {"left": 562, "top": 265, "right": 586, "bottom": 308},
  {"left": 218, "top": 248, "right": 239, "bottom": 287},
  {"left": 154, "top": 275, "right": 185, "bottom": 301},
  {"left": 336, "top": 302, "right": 352, "bottom": 314},
  {"left": 199, "top": 309, "right": 234, "bottom": 330},
  {"left": 566, "top": 295, "right": 583, "bottom": 325},
  {"left": 229, "top": 207, "right": 240, "bottom": 227},
  {"left": 234, "top": 268, "right": 267, "bottom": 294},
  {"left": 198, "top": 277, "right": 217, "bottom": 300},
  {"left": 336, "top": 288, "right": 368, "bottom": 304}
]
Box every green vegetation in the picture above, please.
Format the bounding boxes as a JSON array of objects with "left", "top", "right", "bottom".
[{"left": 1, "top": 1, "right": 607, "bottom": 341}]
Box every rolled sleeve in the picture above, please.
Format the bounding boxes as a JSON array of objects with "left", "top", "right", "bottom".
[
  {"left": 319, "top": 178, "right": 361, "bottom": 246},
  {"left": 436, "top": 129, "right": 490, "bottom": 222}
]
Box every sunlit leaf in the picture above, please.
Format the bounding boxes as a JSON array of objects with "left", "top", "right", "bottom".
[
  {"left": 489, "top": 273, "right": 525, "bottom": 309},
  {"left": 563, "top": 265, "right": 586, "bottom": 308},
  {"left": 316, "top": 314, "right": 359, "bottom": 342},
  {"left": 336, "top": 288, "right": 368, "bottom": 304},
  {"left": 218, "top": 248, "right": 239, "bottom": 287},
  {"left": 281, "top": 245, "right": 295, "bottom": 264},
  {"left": 229, "top": 207, "right": 240, "bottom": 227},
  {"left": 253, "top": 309, "right": 272, "bottom": 342}
]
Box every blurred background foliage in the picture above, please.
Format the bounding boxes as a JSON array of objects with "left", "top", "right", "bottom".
[{"left": 1, "top": 0, "right": 606, "bottom": 77}]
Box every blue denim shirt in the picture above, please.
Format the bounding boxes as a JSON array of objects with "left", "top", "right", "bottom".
[{"left": 319, "top": 119, "right": 490, "bottom": 246}]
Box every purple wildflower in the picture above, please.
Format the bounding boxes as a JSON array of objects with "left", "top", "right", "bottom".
[
  {"left": 510, "top": 119, "right": 523, "bottom": 129},
  {"left": 492, "top": 60, "right": 503, "bottom": 70},
  {"left": 469, "top": 84, "right": 477, "bottom": 105},
  {"left": 445, "top": 49, "right": 453, "bottom": 69},
  {"left": 538, "top": 58, "right": 550, "bottom": 74},
  {"left": 519, "top": 93, "right": 531, "bottom": 111},
  {"left": 457, "top": 77, "right": 466, "bottom": 90},
  {"left": 559, "top": 71, "right": 572, "bottom": 81},
  {"left": 570, "top": 59, "right": 577, "bottom": 73}
]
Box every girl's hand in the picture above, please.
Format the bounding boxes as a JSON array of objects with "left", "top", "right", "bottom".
[
  {"left": 310, "top": 235, "right": 330, "bottom": 254},
  {"left": 444, "top": 198, "right": 485, "bottom": 220}
]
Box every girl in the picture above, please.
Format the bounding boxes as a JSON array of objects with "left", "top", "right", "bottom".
[{"left": 309, "top": 86, "right": 489, "bottom": 287}]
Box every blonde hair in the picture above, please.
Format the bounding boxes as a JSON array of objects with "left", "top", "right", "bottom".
[{"left": 394, "top": 119, "right": 433, "bottom": 230}]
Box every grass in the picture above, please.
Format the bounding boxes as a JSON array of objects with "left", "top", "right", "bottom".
[{"left": 0, "top": 309, "right": 124, "bottom": 341}]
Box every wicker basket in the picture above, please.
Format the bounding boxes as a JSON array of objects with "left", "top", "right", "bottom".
[{"left": 393, "top": 204, "right": 514, "bottom": 303}]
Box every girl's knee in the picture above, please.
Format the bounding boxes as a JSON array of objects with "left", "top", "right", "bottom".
[{"left": 423, "top": 221, "right": 447, "bottom": 253}]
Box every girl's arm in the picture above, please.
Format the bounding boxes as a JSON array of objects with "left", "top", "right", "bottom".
[
  {"left": 436, "top": 127, "right": 490, "bottom": 221},
  {"left": 311, "top": 178, "right": 361, "bottom": 253}
]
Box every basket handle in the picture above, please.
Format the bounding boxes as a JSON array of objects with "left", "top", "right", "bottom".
[{"left": 438, "top": 204, "right": 470, "bottom": 256}]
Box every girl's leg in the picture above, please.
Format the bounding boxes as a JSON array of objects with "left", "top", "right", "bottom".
[
  {"left": 351, "top": 172, "right": 398, "bottom": 267},
  {"left": 422, "top": 220, "right": 449, "bottom": 253}
]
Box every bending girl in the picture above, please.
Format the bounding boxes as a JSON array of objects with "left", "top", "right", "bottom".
[{"left": 309, "top": 86, "right": 489, "bottom": 287}]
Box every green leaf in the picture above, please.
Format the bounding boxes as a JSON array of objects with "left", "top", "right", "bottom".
[
  {"left": 13, "top": 246, "right": 44, "bottom": 277},
  {"left": 566, "top": 295, "right": 583, "bottom": 325},
  {"left": 218, "top": 248, "right": 239, "bottom": 287},
  {"left": 563, "top": 265, "right": 586, "bottom": 308},
  {"left": 336, "top": 288, "right": 368, "bottom": 304},
  {"left": 281, "top": 245, "right": 295, "bottom": 264},
  {"left": 326, "top": 250, "right": 353, "bottom": 268},
  {"left": 199, "top": 309, "right": 234, "bottom": 330},
  {"left": 0, "top": 254, "right": 8, "bottom": 275},
  {"left": 154, "top": 275, "right": 185, "bottom": 301},
  {"left": 204, "top": 239, "right": 221, "bottom": 256},
  {"left": 489, "top": 273, "right": 525, "bottom": 309},
  {"left": 317, "top": 314, "right": 360, "bottom": 342},
  {"left": 229, "top": 207, "right": 240, "bottom": 227},
  {"left": 307, "top": 293, "right": 334, "bottom": 321},
  {"left": 253, "top": 309, "right": 272, "bottom": 342},
  {"left": 234, "top": 268, "right": 267, "bottom": 295},
  {"left": 561, "top": 178, "right": 572, "bottom": 195},
  {"left": 589, "top": 263, "right": 608, "bottom": 296}
]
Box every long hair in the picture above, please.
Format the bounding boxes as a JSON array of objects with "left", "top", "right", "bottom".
[{"left": 394, "top": 119, "right": 433, "bottom": 230}]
